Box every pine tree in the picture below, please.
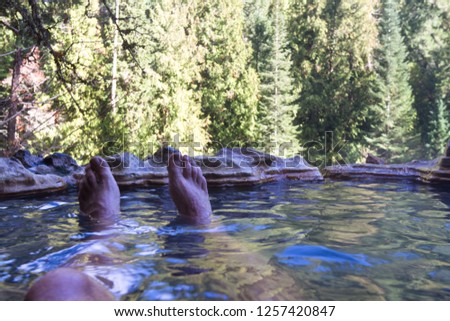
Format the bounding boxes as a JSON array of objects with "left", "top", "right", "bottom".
[
  {"left": 288, "top": 0, "right": 380, "bottom": 164},
  {"left": 117, "top": 0, "right": 210, "bottom": 157},
  {"left": 427, "top": 98, "right": 449, "bottom": 157},
  {"left": 368, "top": 0, "right": 415, "bottom": 162},
  {"left": 244, "top": 0, "right": 272, "bottom": 74},
  {"left": 400, "top": 0, "right": 450, "bottom": 159},
  {"left": 409, "top": 60, "right": 441, "bottom": 159},
  {"left": 195, "top": 0, "right": 260, "bottom": 151},
  {"left": 246, "top": 0, "right": 300, "bottom": 156}
]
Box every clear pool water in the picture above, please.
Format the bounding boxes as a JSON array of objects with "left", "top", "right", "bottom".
[{"left": 0, "top": 180, "right": 449, "bottom": 300}]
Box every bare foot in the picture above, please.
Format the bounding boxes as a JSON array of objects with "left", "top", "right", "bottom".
[
  {"left": 78, "top": 156, "right": 120, "bottom": 224},
  {"left": 168, "top": 154, "right": 212, "bottom": 224}
]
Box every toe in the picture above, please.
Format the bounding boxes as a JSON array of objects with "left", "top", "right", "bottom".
[
  {"left": 77, "top": 180, "right": 90, "bottom": 204},
  {"left": 78, "top": 180, "right": 88, "bottom": 198},
  {"left": 90, "top": 156, "right": 111, "bottom": 181},
  {"left": 168, "top": 153, "right": 182, "bottom": 177},
  {"left": 194, "top": 168, "right": 208, "bottom": 191},
  {"left": 188, "top": 156, "right": 197, "bottom": 167},
  {"left": 201, "top": 178, "right": 208, "bottom": 192},
  {"left": 191, "top": 163, "right": 199, "bottom": 181},
  {"left": 182, "top": 155, "right": 192, "bottom": 178},
  {"left": 194, "top": 166, "right": 203, "bottom": 185},
  {"left": 85, "top": 168, "right": 97, "bottom": 187}
]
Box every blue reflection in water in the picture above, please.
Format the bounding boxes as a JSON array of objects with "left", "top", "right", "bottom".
[
  {"left": 276, "top": 245, "right": 372, "bottom": 268},
  {"left": 391, "top": 251, "right": 421, "bottom": 260},
  {"left": 18, "top": 241, "right": 98, "bottom": 273}
]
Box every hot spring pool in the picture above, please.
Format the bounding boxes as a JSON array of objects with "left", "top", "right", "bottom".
[{"left": 0, "top": 180, "right": 449, "bottom": 300}]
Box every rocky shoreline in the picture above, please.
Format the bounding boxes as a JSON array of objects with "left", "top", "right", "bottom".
[
  {"left": 323, "top": 140, "right": 450, "bottom": 184},
  {"left": 1, "top": 140, "right": 449, "bottom": 198},
  {"left": 0, "top": 147, "right": 323, "bottom": 198}
]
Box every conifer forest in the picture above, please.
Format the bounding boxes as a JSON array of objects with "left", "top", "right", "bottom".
[{"left": 0, "top": 0, "right": 449, "bottom": 165}]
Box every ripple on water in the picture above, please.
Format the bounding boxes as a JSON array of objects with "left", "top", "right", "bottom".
[
  {"left": 18, "top": 241, "right": 99, "bottom": 273},
  {"left": 391, "top": 251, "right": 421, "bottom": 260},
  {"left": 38, "top": 201, "right": 68, "bottom": 211},
  {"left": 0, "top": 254, "right": 14, "bottom": 282},
  {"left": 142, "top": 282, "right": 198, "bottom": 300},
  {"left": 134, "top": 243, "right": 159, "bottom": 257},
  {"left": 275, "top": 245, "right": 373, "bottom": 269},
  {"left": 429, "top": 268, "right": 450, "bottom": 283}
]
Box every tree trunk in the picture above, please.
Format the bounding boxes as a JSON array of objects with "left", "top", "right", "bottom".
[
  {"left": 7, "top": 48, "right": 22, "bottom": 150},
  {"left": 111, "top": 0, "right": 120, "bottom": 114}
]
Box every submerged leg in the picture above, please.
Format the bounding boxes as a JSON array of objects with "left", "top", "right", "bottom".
[
  {"left": 26, "top": 156, "right": 120, "bottom": 301},
  {"left": 167, "top": 153, "right": 212, "bottom": 224},
  {"left": 78, "top": 156, "right": 120, "bottom": 224},
  {"left": 24, "top": 268, "right": 114, "bottom": 301}
]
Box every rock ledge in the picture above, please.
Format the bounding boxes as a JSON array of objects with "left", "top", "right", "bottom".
[{"left": 323, "top": 139, "right": 450, "bottom": 184}]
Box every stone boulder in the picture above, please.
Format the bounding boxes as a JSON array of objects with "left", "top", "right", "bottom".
[
  {"left": 146, "top": 146, "right": 181, "bottom": 166},
  {"left": 13, "top": 149, "right": 43, "bottom": 168},
  {"left": 27, "top": 153, "right": 84, "bottom": 185},
  {"left": 42, "top": 153, "right": 80, "bottom": 175},
  {"left": 105, "top": 152, "right": 168, "bottom": 186},
  {"left": 7, "top": 151, "right": 83, "bottom": 186},
  {"left": 0, "top": 158, "right": 67, "bottom": 198},
  {"left": 425, "top": 139, "right": 450, "bottom": 184},
  {"left": 366, "top": 153, "right": 385, "bottom": 165}
]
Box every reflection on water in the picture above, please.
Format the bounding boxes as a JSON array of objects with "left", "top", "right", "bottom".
[
  {"left": 0, "top": 180, "right": 449, "bottom": 300},
  {"left": 275, "top": 245, "right": 373, "bottom": 268}
]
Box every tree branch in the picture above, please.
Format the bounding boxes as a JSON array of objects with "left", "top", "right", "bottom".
[
  {"left": 7, "top": 48, "right": 22, "bottom": 147},
  {"left": 0, "top": 49, "right": 19, "bottom": 58},
  {"left": 0, "top": 18, "right": 19, "bottom": 34},
  {"left": 100, "top": 0, "right": 146, "bottom": 75},
  {"left": 0, "top": 93, "right": 66, "bottom": 127},
  {"left": 0, "top": 46, "right": 34, "bottom": 58}
]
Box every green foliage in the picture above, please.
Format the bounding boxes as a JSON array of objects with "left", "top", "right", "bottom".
[
  {"left": 29, "top": 0, "right": 213, "bottom": 161},
  {"left": 196, "top": 0, "right": 259, "bottom": 150},
  {"left": 400, "top": 0, "right": 450, "bottom": 159},
  {"left": 367, "top": 0, "right": 416, "bottom": 163},
  {"left": 288, "top": 0, "right": 380, "bottom": 163},
  {"left": 426, "top": 98, "right": 449, "bottom": 157},
  {"left": 117, "top": 0, "right": 210, "bottom": 157},
  {"left": 0, "top": 0, "right": 448, "bottom": 163},
  {"left": 245, "top": 0, "right": 300, "bottom": 157},
  {"left": 0, "top": 30, "right": 15, "bottom": 81},
  {"left": 32, "top": 0, "right": 115, "bottom": 160}
]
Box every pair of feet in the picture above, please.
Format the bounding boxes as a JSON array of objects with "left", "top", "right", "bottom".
[
  {"left": 25, "top": 153, "right": 212, "bottom": 300},
  {"left": 79, "top": 153, "right": 212, "bottom": 225}
]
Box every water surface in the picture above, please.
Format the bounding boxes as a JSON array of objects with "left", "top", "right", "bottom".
[{"left": 0, "top": 180, "right": 449, "bottom": 300}]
